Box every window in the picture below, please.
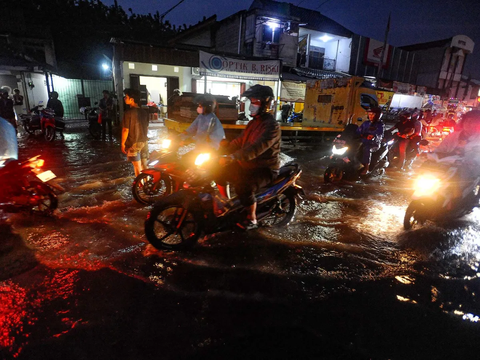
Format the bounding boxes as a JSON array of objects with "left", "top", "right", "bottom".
[
  {"left": 360, "top": 94, "right": 378, "bottom": 110},
  {"left": 317, "top": 95, "right": 332, "bottom": 103}
]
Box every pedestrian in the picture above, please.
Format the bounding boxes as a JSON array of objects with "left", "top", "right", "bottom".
[
  {"left": 12, "top": 88, "right": 24, "bottom": 119},
  {"left": 46, "top": 91, "right": 64, "bottom": 118},
  {"left": 99, "top": 90, "right": 113, "bottom": 140},
  {"left": 281, "top": 102, "right": 292, "bottom": 122},
  {"left": 0, "top": 91, "right": 17, "bottom": 132},
  {"left": 121, "top": 88, "right": 149, "bottom": 177}
]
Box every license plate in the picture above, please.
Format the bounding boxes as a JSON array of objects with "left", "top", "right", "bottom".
[{"left": 36, "top": 170, "right": 56, "bottom": 182}]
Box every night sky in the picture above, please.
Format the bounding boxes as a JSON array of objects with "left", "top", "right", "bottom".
[{"left": 104, "top": 0, "right": 480, "bottom": 79}]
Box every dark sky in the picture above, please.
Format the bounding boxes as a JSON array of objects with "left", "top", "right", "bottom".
[{"left": 105, "top": 0, "right": 480, "bottom": 79}]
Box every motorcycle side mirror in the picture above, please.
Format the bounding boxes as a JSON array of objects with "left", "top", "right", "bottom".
[{"left": 357, "top": 117, "right": 363, "bottom": 122}]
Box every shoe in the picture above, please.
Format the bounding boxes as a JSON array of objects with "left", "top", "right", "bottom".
[{"left": 235, "top": 219, "right": 258, "bottom": 231}]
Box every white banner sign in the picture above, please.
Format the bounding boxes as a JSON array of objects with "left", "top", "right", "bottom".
[
  {"left": 199, "top": 51, "right": 280, "bottom": 80},
  {"left": 280, "top": 82, "right": 306, "bottom": 102}
]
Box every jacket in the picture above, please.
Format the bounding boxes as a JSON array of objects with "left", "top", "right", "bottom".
[{"left": 227, "top": 112, "right": 281, "bottom": 171}]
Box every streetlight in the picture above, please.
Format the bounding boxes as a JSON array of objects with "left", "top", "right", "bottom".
[{"left": 102, "top": 63, "right": 110, "bottom": 71}]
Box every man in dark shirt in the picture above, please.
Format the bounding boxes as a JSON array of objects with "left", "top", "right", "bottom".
[
  {"left": 121, "top": 88, "right": 149, "bottom": 176},
  {"left": 99, "top": 90, "right": 114, "bottom": 140},
  {"left": 46, "top": 91, "right": 64, "bottom": 117},
  {"left": 217, "top": 85, "right": 281, "bottom": 229}
]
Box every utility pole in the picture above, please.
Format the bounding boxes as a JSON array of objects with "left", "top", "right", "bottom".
[{"left": 377, "top": 13, "right": 391, "bottom": 79}]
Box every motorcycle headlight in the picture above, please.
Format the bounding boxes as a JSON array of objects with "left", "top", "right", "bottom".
[
  {"left": 195, "top": 153, "right": 211, "bottom": 167},
  {"left": 161, "top": 138, "right": 171, "bottom": 149},
  {"left": 415, "top": 175, "right": 440, "bottom": 194},
  {"left": 332, "top": 145, "right": 348, "bottom": 155}
]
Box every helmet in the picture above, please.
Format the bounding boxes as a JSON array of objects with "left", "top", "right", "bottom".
[
  {"left": 367, "top": 106, "right": 382, "bottom": 121},
  {"left": 398, "top": 110, "right": 411, "bottom": 120},
  {"left": 241, "top": 85, "right": 274, "bottom": 101},
  {"left": 242, "top": 85, "right": 274, "bottom": 115},
  {"left": 194, "top": 94, "right": 216, "bottom": 115}
]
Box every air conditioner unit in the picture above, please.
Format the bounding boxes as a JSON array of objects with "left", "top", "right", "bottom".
[{"left": 191, "top": 67, "right": 200, "bottom": 76}]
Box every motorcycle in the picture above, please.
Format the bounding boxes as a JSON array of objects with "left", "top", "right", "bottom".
[
  {"left": 144, "top": 152, "right": 304, "bottom": 250},
  {"left": 387, "top": 131, "right": 429, "bottom": 169},
  {"left": 324, "top": 124, "right": 394, "bottom": 183},
  {"left": 132, "top": 138, "right": 186, "bottom": 205},
  {"left": 287, "top": 111, "right": 303, "bottom": 123},
  {"left": 80, "top": 105, "right": 101, "bottom": 139},
  {"left": 404, "top": 156, "right": 480, "bottom": 230},
  {"left": 0, "top": 118, "right": 58, "bottom": 215},
  {"left": 20, "top": 105, "right": 65, "bottom": 141}
]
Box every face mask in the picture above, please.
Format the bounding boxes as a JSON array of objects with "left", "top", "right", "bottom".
[
  {"left": 249, "top": 104, "right": 261, "bottom": 116},
  {"left": 197, "top": 106, "right": 203, "bottom": 115}
]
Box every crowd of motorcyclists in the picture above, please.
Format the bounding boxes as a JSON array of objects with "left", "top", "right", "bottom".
[{"left": 2, "top": 83, "right": 480, "bottom": 238}]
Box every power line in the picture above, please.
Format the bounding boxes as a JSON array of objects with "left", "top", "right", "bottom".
[{"left": 316, "top": 0, "right": 333, "bottom": 10}]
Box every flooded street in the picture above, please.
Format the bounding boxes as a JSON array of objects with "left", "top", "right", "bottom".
[{"left": 2, "top": 120, "right": 480, "bottom": 359}]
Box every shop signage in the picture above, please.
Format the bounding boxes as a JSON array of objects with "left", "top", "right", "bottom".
[
  {"left": 199, "top": 51, "right": 280, "bottom": 80},
  {"left": 364, "top": 38, "right": 391, "bottom": 69},
  {"left": 280, "top": 82, "right": 306, "bottom": 102}
]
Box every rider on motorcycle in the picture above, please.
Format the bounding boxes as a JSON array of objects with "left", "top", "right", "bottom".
[
  {"left": 180, "top": 95, "right": 225, "bottom": 150},
  {"left": 356, "top": 106, "right": 384, "bottom": 175},
  {"left": 216, "top": 85, "right": 281, "bottom": 230},
  {"left": 389, "top": 111, "right": 416, "bottom": 170},
  {"left": 427, "top": 110, "right": 480, "bottom": 205}
]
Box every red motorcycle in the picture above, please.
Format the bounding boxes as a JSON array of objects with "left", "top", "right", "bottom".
[
  {"left": 20, "top": 105, "right": 65, "bottom": 141},
  {"left": 132, "top": 138, "right": 187, "bottom": 205},
  {"left": 0, "top": 119, "right": 58, "bottom": 214}
]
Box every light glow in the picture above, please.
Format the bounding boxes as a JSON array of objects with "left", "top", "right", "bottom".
[
  {"left": 332, "top": 145, "right": 348, "bottom": 155},
  {"left": 161, "top": 139, "right": 171, "bottom": 149},
  {"left": 415, "top": 175, "right": 440, "bottom": 194},
  {"left": 102, "top": 63, "right": 109, "bottom": 71},
  {"left": 195, "top": 153, "right": 211, "bottom": 166},
  {"left": 320, "top": 35, "right": 332, "bottom": 42}
]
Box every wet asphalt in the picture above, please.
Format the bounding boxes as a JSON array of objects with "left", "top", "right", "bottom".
[{"left": 1, "top": 119, "right": 480, "bottom": 360}]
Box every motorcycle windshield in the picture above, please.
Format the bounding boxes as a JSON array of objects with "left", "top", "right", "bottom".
[{"left": 0, "top": 117, "right": 18, "bottom": 162}]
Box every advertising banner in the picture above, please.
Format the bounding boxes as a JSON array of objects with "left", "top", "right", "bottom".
[
  {"left": 199, "top": 51, "right": 280, "bottom": 80},
  {"left": 280, "top": 82, "right": 306, "bottom": 102},
  {"left": 364, "top": 38, "right": 391, "bottom": 69}
]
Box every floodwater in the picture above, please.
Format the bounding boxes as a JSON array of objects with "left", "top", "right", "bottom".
[{"left": 1, "top": 120, "right": 480, "bottom": 359}]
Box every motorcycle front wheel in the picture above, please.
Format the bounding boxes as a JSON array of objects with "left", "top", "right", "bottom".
[
  {"left": 324, "top": 166, "right": 343, "bottom": 183},
  {"left": 45, "top": 127, "right": 55, "bottom": 141},
  {"left": 260, "top": 189, "right": 296, "bottom": 227},
  {"left": 89, "top": 122, "right": 101, "bottom": 139},
  {"left": 27, "top": 181, "right": 58, "bottom": 215},
  {"left": 132, "top": 173, "right": 172, "bottom": 205},
  {"left": 145, "top": 193, "right": 202, "bottom": 250},
  {"left": 23, "top": 121, "right": 35, "bottom": 135},
  {"left": 404, "top": 200, "right": 425, "bottom": 230}
]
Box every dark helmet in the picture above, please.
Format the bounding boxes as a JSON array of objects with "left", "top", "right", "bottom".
[
  {"left": 241, "top": 84, "right": 274, "bottom": 101},
  {"left": 242, "top": 85, "right": 274, "bottom": 115},
  {"left": 194, "top": 94, "right": 216, "bottom": 115},
  {"left": 242, "top": 85, "right": 273, "bottom": 101},
  {"left": 367, "top": 106, "right": 382, "bottom": 121},
  {"left": 398, "top": 110, "right": 411, "bottom": 121}
]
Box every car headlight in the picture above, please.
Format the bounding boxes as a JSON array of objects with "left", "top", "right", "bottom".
[
  {"left": 332, "top": 145, "right": 348, "bottom": 155},
  {"left": 195, "top": 153, "right": 211, "bottom": 167}
]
